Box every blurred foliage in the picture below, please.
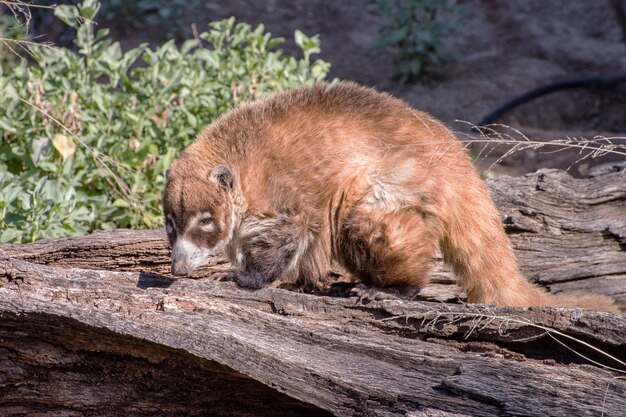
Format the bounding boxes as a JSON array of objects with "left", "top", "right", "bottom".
[
  {"left": 101, "top": 0, "right": 201, "bottom": 37},
  {"left": 0, "top": 12, "right": 30, "bottom": 69},
  {"left": 0, "top": 0, "right": 329, "bottom": 243},
  {"left": 370, "top": 0, "right": 467, "bottom": 82}
]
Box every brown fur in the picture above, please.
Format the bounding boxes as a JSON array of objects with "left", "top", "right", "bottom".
[{"left": 163, "top": 81, "right": 619, "bottom": 313}]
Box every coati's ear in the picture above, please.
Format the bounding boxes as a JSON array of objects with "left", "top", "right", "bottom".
[
  {"left": 165, "top": 168, "right": 171, "bottom": 181},
  {"left": 208, "top": 165, "right": 233, "bottom": 189}
]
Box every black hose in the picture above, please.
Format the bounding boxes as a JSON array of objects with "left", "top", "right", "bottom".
[{"left": 475, "top": 74, "right": 626, "bottom": 128}]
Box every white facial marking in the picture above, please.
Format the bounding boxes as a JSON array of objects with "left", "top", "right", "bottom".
[
  {"left": 192, "top": 212, "right": 214, "bottom": 233},
  {"left": 173, "top": 237, "right": 214, "bottom": 271}
]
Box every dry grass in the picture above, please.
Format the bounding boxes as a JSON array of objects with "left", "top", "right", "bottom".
[
  {"left": 0, "top": 1, "right": 58, "bottom": 61},
  {"left": 455, "top": 121, "right": 626, "bottom": 173},
  {"left": 0, "top": 1, "right": 95, "bottom": 27},
  {"left": 1, "top": 0, "right": 37, "bottom": 29}
]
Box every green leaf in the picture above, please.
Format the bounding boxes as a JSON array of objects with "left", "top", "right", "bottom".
[
  {"left": 112, "top": 198, "right": 129, "bottom": 208},
  {"left": 0, "top": 228, "right": 22, "bottom": 244},
  {"left": 54, "top": 4, "right": 79, "bottom": 28},
  {"left": 4, "top": 212, "right": 27, "bottom": 226},
  {"left": 80, "top": 0, "right": 101, "bottom": 20},
  {"left": 180, "top": 39, "right": 199, "bottom": 55},
  {"left": 30, "top": 137, "right": 52, "bottom": 166},
  {"left": 0, "top": 118, "right": 17, "bottom": 133},
  {"left": 294, "top": 30, "right": 306, "bottom": 49}
]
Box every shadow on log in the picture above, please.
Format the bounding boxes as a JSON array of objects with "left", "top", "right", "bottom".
[{"left": 1, "top": 164, "right": 625, "bottom": 416}]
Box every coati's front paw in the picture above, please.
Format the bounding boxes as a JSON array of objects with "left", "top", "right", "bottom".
[
  {"left": 234, "top": 269, "right": 273, "bottom": 289},
  {"left": 350, "top": 284, "right": 401, "bottom": 303},
  {"left": 349, "top": 284, "right": 422, "bottom": 303}
]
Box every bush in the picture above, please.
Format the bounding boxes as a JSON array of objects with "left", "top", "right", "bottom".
[
  {"left": 370, "top": 0, "right": 466, "bottom": 83},
  {"left": 0, "top": 0, "right": 329, "bottom": 243},
  {"left": 0, "top": 12, "right": 30, "bottom": 70}
]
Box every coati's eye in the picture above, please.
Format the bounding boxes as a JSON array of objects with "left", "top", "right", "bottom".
[
  {"left": 198, "top": 213, "right": 214, "bottom": 232},
  {"left": 199, "top": 214, "right": 212, "bottom": 226}
]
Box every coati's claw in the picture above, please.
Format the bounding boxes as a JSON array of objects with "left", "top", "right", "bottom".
[{"left": 350, "top": 284, "right": 400, "bottom": 303}]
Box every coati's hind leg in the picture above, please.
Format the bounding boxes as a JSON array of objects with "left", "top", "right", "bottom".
[{"left": 338, "top": 204, "right": 437, "bottom": 299}]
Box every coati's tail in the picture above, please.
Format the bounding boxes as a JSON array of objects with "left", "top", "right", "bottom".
[
  {"left": 542, "top": 292, "right": 620, "bottom": 312},
  {"left": 438, "top": 173, "right": 620, "bottom": 314}
]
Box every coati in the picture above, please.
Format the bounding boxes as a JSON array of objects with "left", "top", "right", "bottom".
[{"left": 162, "top": 81, "right": 619, "bottom": 313}]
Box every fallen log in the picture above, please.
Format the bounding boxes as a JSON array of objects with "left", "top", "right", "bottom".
[{"left": 0, "top": 164, "right": 625, "bottom": 416}]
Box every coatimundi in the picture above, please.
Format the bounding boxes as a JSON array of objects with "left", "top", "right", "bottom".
[{"left": 162, "top": 81, "right": 618, "bottom": 313}]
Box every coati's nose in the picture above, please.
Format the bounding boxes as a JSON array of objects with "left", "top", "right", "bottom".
[{"left": 171, "top": 259, "right": 189, "bottom": 276}]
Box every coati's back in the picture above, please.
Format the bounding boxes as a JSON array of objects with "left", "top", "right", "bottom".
[
  {"left": 166, "top": 82, "right": 619, "bottom": 313},
  {"left": 183, "top": 82, "right": 465, "bottom": 208}
]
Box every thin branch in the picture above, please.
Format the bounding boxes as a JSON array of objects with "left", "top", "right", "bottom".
[
  {"left": 453, "top": 121, "right": 626, "bottom": 171},
  {"left": 0, "top": 1, "right": 58, "bottom": 10}
]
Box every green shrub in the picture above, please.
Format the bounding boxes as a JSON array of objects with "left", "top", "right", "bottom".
[
  {"left": 370, "top": 0, "right": 466, "bottom": 83},
  {"left": 0, "top": 0, "right": 329, "bottom": 243},
  {"left": 0, "top": 12, "right": 30, "bottom": 71}
]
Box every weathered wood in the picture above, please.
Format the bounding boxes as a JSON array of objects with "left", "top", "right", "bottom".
[
  {"left": 0, "top": 253, "right": 625, "bottom": 417},
  {"left": 0, "top": 165, "right": 625, "bottom": 417},
  {"left": 491, "top": 163, "right": 626, "bottom": 310}
]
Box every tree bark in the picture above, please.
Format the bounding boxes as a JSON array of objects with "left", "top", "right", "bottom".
[{"left": 1, "top": 164, "right": 625, "bottom": 417}]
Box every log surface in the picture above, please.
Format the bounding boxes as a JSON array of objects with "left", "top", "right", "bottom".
[{"left": 1, "top": 165, "right": 625, "bottom": 417}]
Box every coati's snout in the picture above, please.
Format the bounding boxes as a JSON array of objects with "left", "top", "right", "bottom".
[
  {"left": 163, "top": 164, "right": 235, "bottom": 276},
  {"left": 168, "top": 225, "right": 222, "bottom": 275},
  {"left": 170, "top": 236, "right": 212, "bottom": 276}
]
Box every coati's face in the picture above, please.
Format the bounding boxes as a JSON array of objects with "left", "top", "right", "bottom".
[{"left": 162, "top": 164, "right": 235, "bottom": 276}]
